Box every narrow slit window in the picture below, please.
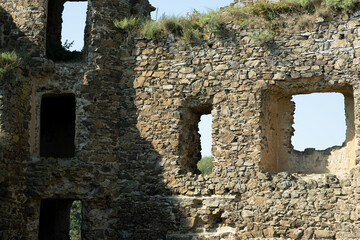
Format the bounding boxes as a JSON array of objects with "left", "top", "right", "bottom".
[
  {"left": 39, "top": 199, "right": 82, "bottom": 240},
  {"left": 291, "top": 93, "right": 346, "bottom": 151},
  {"left": 40, "top": 94, "right": 75, "bottom": 158},
  {"left": 197, "top": 114, "right": 213, "bottom": 175},
  {"left": 46, "top": 0, "right": 88, "bottom": 61}
]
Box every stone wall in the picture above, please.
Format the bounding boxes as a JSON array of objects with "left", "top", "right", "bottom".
[
  {"left": 2, "top": 0, "right": 360, "bottom": 239},
  {"left": 124, "top": 15, "right": 360, "bottom": 238}
]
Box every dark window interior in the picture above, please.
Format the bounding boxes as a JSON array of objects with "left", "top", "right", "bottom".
[
  {"left": 38, "top": 199, "right": 74, "bottom": 240},
  {"left": 40, "top": 94, "right": 75, "bottom": 158}
]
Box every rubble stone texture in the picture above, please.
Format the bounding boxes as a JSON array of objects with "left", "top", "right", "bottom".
[{"left": 1, "top": 0, "right": 360, "bottom": 239}]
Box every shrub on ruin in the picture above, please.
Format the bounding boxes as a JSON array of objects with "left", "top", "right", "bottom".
[
  {"left": 249, "top": 30, "right": 275, "bottom": 45},
  {"left": 141, "top": 19, "right": 166, "bottom": 39},
  {"left": 0, "top": 51, "right": 21, "bottom": 82},
  {"left": 197, "top": 156, "right": 213, "bottom": 175},
  {"left": 161, "top": 16, "right": 184, "bottom": 36},
  {"left": 198, "top": 10, "right": 223, "bottom": 34},
  {"left": 249, "top": 0, "right": 302, "bottom": 20},
  {"left": 182, "top": 28, "right": 202, "bottom": 43},
  {"left": 114, "top": 16, "right": 142, "bottom": 32},
  {"left": 114, "top": 0, "right": 359, "bottom": 45},
  {"left": 325, "top": 0, "right": 358, "bottom": 11}
]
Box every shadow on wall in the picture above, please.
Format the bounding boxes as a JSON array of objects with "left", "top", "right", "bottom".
[
  {"left": 0, "top": 3, "right": 189, "bottom": 239},
  {"left": 0, "top": 6, "right": 35, "bottom": 240},
  {"left": 0, "top": 6, "right": 42, "bottom": 55},
  {"left": 114, "top": 47, "right": 188, "bottom": 239}
]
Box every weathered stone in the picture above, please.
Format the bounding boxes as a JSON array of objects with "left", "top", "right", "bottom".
[
  {"left": 314, "top": 230, "right": 334, "bottom": 239},
  {"left": 2, "top": 2, "right": 360, "bottom": 240}
]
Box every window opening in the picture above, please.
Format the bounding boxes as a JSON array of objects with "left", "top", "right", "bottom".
[
  {"left": 292, "top": 93, "right": 346, "bottom": 151},
  {"left": 61, "top": 2, "right": 88, "bottom": 52},
  {"left": 46, "top": 0, "right": 88, "bottom": 61},
  {"left": 261, "top": 86, "right": 355, "bottom": 174},
  {"left": 180, "top": 105, "right": 212, "bottom": 174},
  {"left": 40, "top": 94, "right": 75, "bottom": 158},
  {"left": 197, "top": 114, "right": 213, "bottom": 175},
  {"left": 39, "top": 199, "right": 82, "bottom": 240}
]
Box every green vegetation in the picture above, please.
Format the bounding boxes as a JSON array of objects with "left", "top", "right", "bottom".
[
  {"left": 115, "top": 0, "right": 359, "bottom": 45},
  {"left": 197, "top": 156, "right": 213, "bottom": 175},
  {"left": 114, "top": 16, "right": 142, "bottom": 32},
  {"left": 114, "top": 9, "right": 225, "bottom": 42},
  {"left": 70, "top": 200, "right": 82, "bottom": 240},
  {"left": 250, "top": 30, "right": 276, "bottom": 45},
  {"left": 326, "top": 0, "right": 358, "bottom": 10},
  {"left": 0, "top": 51, "right": 21, "bottom": 82}
]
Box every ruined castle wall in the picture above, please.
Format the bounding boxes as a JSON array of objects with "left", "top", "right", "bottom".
[
  {"left": 119, "top": 16, "right": 360, "bottom": 238},
  {"left": 3, "top": 0, "right": 360, "bottom": 239},
  {"left": 0, "top": 0, "right": 150, "bottom": 239}
]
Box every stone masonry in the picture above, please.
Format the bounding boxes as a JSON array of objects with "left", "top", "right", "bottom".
[{"left": 1, "top": 0, "right": 360, "bottom": 239}]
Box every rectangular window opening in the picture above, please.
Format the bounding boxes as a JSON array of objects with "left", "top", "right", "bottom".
[
  {"left": 40, "top": 94, "right": 76, "bottom": 158},
  {"left": 39, "top": 199, "right": 82, "bottom": 240},
  {"left": 197, "top": 114, "right": 213, "bottom": 175},
  {"left": 180, "top": 105, "right": 212, "bottom": 175},
  {"left": 261, "top": 87, "right": 355, "bottom": 174},
  {"left": 291, "top": 92, "right": 346, "bottom": 151},
  {"left": 46, "top": 0, "right": 88, "bottom": 61}
]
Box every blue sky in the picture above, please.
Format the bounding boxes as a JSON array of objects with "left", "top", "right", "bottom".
[
  {"left": 291, "top": 93, "right": 345, "bottom": 151},
  {"left": 61, "top": 1, "right": 346, "bottom": 157},
  {"left": 150, "top": 0, "right": 234, "bottom": 20}
]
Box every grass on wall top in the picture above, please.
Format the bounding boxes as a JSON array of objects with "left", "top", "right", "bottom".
[{"left": 114, "top": 0, "right": 359, "bottom": 44}]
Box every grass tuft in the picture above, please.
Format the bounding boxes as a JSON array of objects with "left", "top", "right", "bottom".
[
  {"left": 250, "top": 29, "right": 275, "bottom": 45},
  {"left": 141, "top": 19, "right": 166, "bottom": 39},
  {"left": 199, "top": 10, "right": 224, "bottom": 34},
  {"left": 114, "top": 16, "right": 142, "bottom": 32},
  {"left": 0, "top": 51, "right": 21, "bottom": 82},
  {"left": 325, "top": 0, "right": 358, "bottom": 11}
]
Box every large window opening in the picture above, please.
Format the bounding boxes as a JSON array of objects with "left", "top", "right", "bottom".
[
  {"left": 261, "top": 85, "right": 355, "bottom": 174},
  {"left": 197, "top": 114, "right": 213, "bottom": 175},
  {"left": 292, "top": 93, "right": 346, "bottom": 151},
  {"left": 46, "top": 0, "right": 88, "bottom": 61},
  {"left": 39, "top": 199, "right": 82, "bottom": 240},
  {"left": 40, "top": 94, "right": 76, "bottom": 158},
  {"left": 180, "top": 104, "right": 212, "bottom": 174}
]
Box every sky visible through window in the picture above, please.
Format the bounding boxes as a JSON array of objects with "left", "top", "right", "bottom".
[
  {"left": 61, "top": 2, "right": 88, "bottom": 51},
  {"left": 61, "top": 1, "right": 346, "bottom": 156},
  {"left": 199, "top": 114, "right": 212, "bottom": 157},
  {"left": 291, "top": 93, "right": 346, "bottom": 151}
]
